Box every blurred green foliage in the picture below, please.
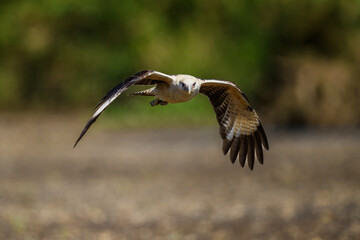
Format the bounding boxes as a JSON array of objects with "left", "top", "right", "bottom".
[{"left": 0, "top": 0, "right": 359, "bottom": 125}]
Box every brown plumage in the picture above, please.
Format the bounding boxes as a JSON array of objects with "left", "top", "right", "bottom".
[
  {"left": 199, "top": 80, "right": 269, "bottom": 170},
  {"left": 74, "top": 70, "right": 269, "bottom": 170}
]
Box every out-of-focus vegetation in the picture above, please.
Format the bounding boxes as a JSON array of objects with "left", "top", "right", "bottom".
[{"left": 0, "top": 0, "right": 359, "bottom": 126}]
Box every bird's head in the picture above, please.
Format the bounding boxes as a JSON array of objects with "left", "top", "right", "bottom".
[{"left": 176, "top": 75, "right": 201, "bottom": 95}]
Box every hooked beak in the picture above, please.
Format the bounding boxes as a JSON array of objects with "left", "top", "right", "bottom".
[{"left": 188, "top": 87, "right": 192, "bottom": 94}]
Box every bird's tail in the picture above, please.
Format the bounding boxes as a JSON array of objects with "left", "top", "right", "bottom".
[{"left": 129, "top": 87, "right": 156, "bottom": 96}]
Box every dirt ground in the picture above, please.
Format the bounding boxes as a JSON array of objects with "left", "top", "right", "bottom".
[{"left": 0, "top": 114, "right": 359, "bottom": 240}]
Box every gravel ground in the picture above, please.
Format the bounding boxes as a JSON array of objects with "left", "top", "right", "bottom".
[{"left": 0, "top": 114, "right": 359, "bottom": 240}]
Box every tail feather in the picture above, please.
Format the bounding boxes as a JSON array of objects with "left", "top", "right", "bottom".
[{"left": 129, "top": 87, "right": 155, "bottom": 96}]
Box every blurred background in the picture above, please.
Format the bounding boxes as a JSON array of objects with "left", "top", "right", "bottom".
[{"left": 0, "top": 0, "right": 359, "bottom": 239}]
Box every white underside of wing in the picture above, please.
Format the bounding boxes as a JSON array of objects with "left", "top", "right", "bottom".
[
  {"left": 201, "top": 79, "right": 238, "bottom": 88},
  {"left": 227, "top": 127, "right": 235, "bottom": 140},
  {"left": 93, "top": 71, "right": 174, "bottom": 118},
  {"left": 235, "top": 119, "right": 243, "bottom": 138},
  {"left": 92, "top": 91, "right": 124, "bottom": 120},
  {"left": 93, "top": 98, "right": 113, "bottom": 118},
  {"left": 151, "top": 71, "right": 176, "bottom": 83}
]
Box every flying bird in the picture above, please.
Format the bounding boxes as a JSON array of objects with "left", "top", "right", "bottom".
[{"left": 74, "top": 70, "right": 269, "bottom": 170}]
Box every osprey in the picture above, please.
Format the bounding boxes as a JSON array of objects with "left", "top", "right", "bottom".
[{"left": 74, "top": 70, "right": 269, "bottom": 170}]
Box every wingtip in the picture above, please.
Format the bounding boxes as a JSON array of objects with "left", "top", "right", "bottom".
[
  {"left": 73, "top": 129, "right": 87, "bottom": 149},
  {"left": 73, "top": 137, "right": 81, "bottom": 148},
  {"left": 257, "top": 123, "right": 269, "bottom": 151}
]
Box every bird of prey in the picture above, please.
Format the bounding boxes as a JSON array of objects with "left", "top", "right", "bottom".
[{"left": 74, "top": 70, "right": 269, "bottom": 170}]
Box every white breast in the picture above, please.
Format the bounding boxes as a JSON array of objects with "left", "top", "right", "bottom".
[{"left": 155, "top": 83, "right": 197, "bottom": 103}]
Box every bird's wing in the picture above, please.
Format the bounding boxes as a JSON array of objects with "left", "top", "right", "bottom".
[
  {"left": 74, "top": 70, "right": 174, "bottom": 147},
  {"left": 200, "top": 79, "right": 269, "bottom": 170}
]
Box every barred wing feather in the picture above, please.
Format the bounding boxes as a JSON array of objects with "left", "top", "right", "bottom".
[{"left": 200, "top": 80, "right": 269, "bottom": 170}]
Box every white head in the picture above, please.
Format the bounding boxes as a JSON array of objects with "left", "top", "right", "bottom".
[{"left": 175, "top": 75, "right": 201, "bottom": 95}]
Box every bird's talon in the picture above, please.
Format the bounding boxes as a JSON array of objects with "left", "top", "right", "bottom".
[
  {"left": 158, "top": 100, "right": 168, "bottom": 106},
  {"left": 150, "top": 99, "right": 159, "bottom": 106}
]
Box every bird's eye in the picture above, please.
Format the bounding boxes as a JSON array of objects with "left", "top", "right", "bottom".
[
  {"left": 181, "top": 82, "right": 185, "bottom": 87},
  {"left": 192, "top": 82, "right": 196, "bottom": 87}
]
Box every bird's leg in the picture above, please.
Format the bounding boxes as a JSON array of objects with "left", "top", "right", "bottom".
[
  {"left": 158, "top": 100, "right": 168, "bottom": 106},
  {"left": 150, "top": 98, "right": 168, "bottom": 106},
  {"left": 150, "top": 98, "right": 159, "bottom": 106}
]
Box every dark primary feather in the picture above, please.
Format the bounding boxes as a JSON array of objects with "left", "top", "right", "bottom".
[
  {"left": 230, "top": 138, "right": 240, "bottom": 164},
  {"left": 254, "top": 131, "right": 263, "bottom": 164},
  {"left": 200, "top": 80, "right": 269, "bottom": 170},
  {"left": 238, "top": 136, "right": 248, "bottom": 167},
  {"left": 74, "top": 70, "right": 170, "bottom": 148},
  {"left": 247, "top": 135, "right": 255, "bottom": 170},
  {"left": 222, "top": 138, "right": 233, "bottom": 155},
  {"left": 257, "top": 123, "right": 269, "bottom": 150}
]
